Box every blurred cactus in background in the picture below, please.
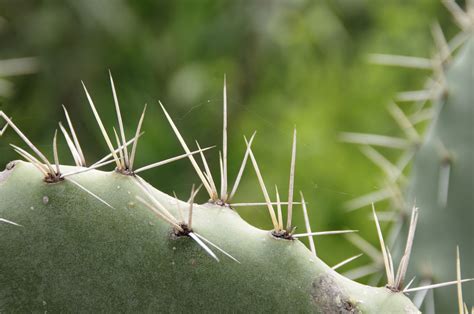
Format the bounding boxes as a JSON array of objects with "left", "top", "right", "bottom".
[{"left": 342, "top": 1, "right": 474, "bottom": 312}]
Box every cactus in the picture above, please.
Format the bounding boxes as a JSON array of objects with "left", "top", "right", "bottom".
[
  {"left": 405, "top": 23, "right": 474, "bottom": 314},
  {"left": 0, "top": 160, "right": 418, "bottom": 312},
  {"left": 341, "top": 1, "right": 474, "bottom": 313},
  {"left": 0, "top": 72, "right": 425, "bottom": 312}
]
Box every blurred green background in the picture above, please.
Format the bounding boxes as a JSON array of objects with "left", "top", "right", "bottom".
[{"left": 0, "top": 0, "right": 458, "bottom": 281}]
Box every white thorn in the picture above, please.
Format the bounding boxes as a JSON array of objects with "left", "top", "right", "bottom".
[
  {"left": 193, "top": 232, "right": 240, "bottom": 263},
  {"left": 59, "top": 122, "right": 82, "bottom": 167},
  {"left": 0, "top": 218, "right": 22, "bottom": 227},
  {"left": 134, "top": 146, "right": 214, "bottom": 174},
  {"left": 221, "top": 74, "right": 228, "bottom": 200},
  {"left": 0, "top": 112, "right": 55, "bottom": 174},
  {"left": 52, "top": 129, "right": 60, "bottom": 175},
  {"left": 300, "top": 191, "right": 316, "bottom": 256},
  {"left": 62, "top": 105, "right": 86, "bottom": 166},
  {"left": 404, "top": 278, "right": 474, "bottom": 293},
  {"left": 368, "top": 54, "right": 433, "bottom": 69},
  {"left": 287, "top": 128, "right": 297, "bottom": 231},
  {"left": 245, "top": 136, "right": 279, "bottom": 230},
  {"left": 129, "top": 104, "right": 147, "bottom": 170},
  {"left": 81, "top": 82, "right": 121, "bottom": 168},
  {"left": 67, "top": 178, "right": 115, "bottom": 210},
  {"left": 438, "top": 162, "right": 451, "bottom": 208},
  {"left": 292, "top": 230, "right": 357, "bottom": 238},
  {"left": 159, "top": 101, "right": 214, "bottom": 198},
  {"left": 188, "top": 232, "right": 219, "bottom": 262},
  {"left": 372, "top": 203, "right": 394, "bottom": 286},
  {"left": 340, "top": 132, "right": 411, "bottom": 150},
  {"left": 332, "top": 254, "right": 363, "bottom": 271},
  {"left": 228, "top": 131, "right": 256, "bottom": 201},
  {"left": 109, "top": 71, "right": 130, "bottom": 169}
]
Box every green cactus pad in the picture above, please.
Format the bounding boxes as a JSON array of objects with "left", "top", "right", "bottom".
[
  {"left": 406, "top": 35, "right": 474, "bottom": 312},
  {"left": 0, "top": 161, "right": 418, "bottom": 313}
]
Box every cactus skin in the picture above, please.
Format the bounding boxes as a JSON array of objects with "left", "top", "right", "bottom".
[
  {"left": 405, "top": 36, "right": 474, "bottom": 311},
  {"left": 0, "top": 161, "right": 418, "bottom": 313}
]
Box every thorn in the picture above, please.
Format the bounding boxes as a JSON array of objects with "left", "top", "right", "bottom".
[
  {"left": 292, "top": 230, "right": 358, "bottom": 238},
  {"left": 368, "top": 54, "right": 433, "bottom": 69},
  {"left": 53, "top": 129, "right": 60, "bottom": 175},
  {"left": 81, "top": 81, "right": 121, "bottom": 168},
  {"left": 443, "top": 0, "right": 472, "bottom": 31},
  {"left": 457, "top": 246, "right": 464, "bottom": 314},
  {"left": 438, "top": 162, "right": 451, "bottom": 208},
  {"left": 395, "top": 149, "right": 416, "bottom": 175},
  {"left": 245, "top": 136, "right": 279, "bottom": 230},
  {"left": 0, "top": 112, "right": 56, "bottom": 174},
  {"left": 62, "top": 105, "right": 85, "bottom": 166},
  {"left": 345, "top": 233, "right": 381, "bottom": 263},
  {"left": 372, "top": 203, "right": 394, "bottom": 286},
  {"left": 109, "top": 71, "right": 130, "bottom": 169},
  {"left": 195, "top": 141, "right": 218, "bottom": 199},
  {"left": 387, "top": 247, "right": 395, "bottom": 287},
  {"left": 231, "top": 201, "right": 303, "bottom": 207},
  {"left": 359, "top": 145, "right": 401, "bottom": 181},
  {"left": 412, "top": 278, "right": 432, "bottom": 308},
  {"left": 11, "top": 144, "right": 49, "bottom": 176},
  {"left": 188, "top": 184, "right": 195, "bottom": 230},
  {"left": 332, "top": 253, "right": 363, "bottom": 271},
  {"left": 404, "top": 276, "right": 416, "bottom": 291},
  {"left": 173, "top": 191, "right": 184, "bottom": 223},
  {"left": 275, "top": 185, "right": 283, "bottom": 231},
  {"left": 343, "top": 263, "right": 381, "bottom": 280},
  {"left": 410, "top": 108, "right": 434, "bottom": 125},
  {"left": 387, "top": 102, "right": 420, "bottom": 142},
  {"left": 396, "top": 90, "right": 437, "bottom": 102},
  {"left": 159, "top": 101, "right": 214, "bottom": 198},
  {"left": 67, "top": 178, "right": 115, "bottom": 210},
  {"left": 0, "top": 57, "right": 38, "bottom": 76},
  {"left": 129, "top": 104, "right": 147, "bottom": 170},
  {"left": 0, "top": 118, "right": 10, "bottom": 136},
  {"left": 404, "top": 278, "right": 474, "bottom": 293},
  {"left": 134, "top": 176, "right": 178, "bottom": 223},
  {"left": 222, "top": 74, "right": 228, "bottom": 201},
  {"left": 425, "top": 288, "right": 435, "bottom": 314},
  {"left": 113, "top": 127, "right": 125, "bottom": 170},
  {"left": 0, "top": 218, "right": 22, "bottom": 227},
  {"left": 300, "top": 191, "right": 316, "bottom": 256},
  {"left": 193, "top": 232, "right": 240, "bottom": 263},
  {"left": 188, "top": 232, "right": 219, "bottom": 262},
  {"left": 61, "top": 158, "right": 119, "bottom": 178},
  {"left": 344, "top": 187, "right": 392, "bottom": 211},
  {"left": 287, "top": 128, "right": 297, "bottom": 231},
  {"left": 368, "top": 211, "right": 398, "bottom": 222},
  {"left": 228, "top": 131, "right": 256, "bottom": 201},
  {"left": 395, "top": 206, "right": 419, "bottom": 289},
  {"left": 340, "top": 132, "right": 411, "bottom": 150},
  {"left": 431, "top": 22, "right": 451, "bottom": 64},
  {"left": 136, "top": 195, "right": 182, "bottom": 230},
  {"left": 135, "top": 146, "right": 215, "bottom": 174},
  {"left": 219, "top": 151, "right": 225, "bottom": 201},
  {"left": 92, "top": 132, "right": 144, "bottom": 168},
  {"left": 59, "top": 122, "right": 82, "bottom": 167}
]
